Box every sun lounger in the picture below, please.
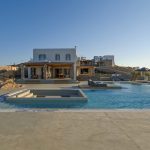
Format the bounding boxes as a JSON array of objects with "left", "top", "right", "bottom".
[{"left": 88, "top": 79, "right": 107, "bottom": 87}]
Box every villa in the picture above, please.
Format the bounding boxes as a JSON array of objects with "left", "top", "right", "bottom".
[
  {"left": 93, "top": 55, "right": 115, "bottom": 67},
  {"left": 19, "top": 47, "right": 116, "bottom": 82},
  {"left": 20, "top": 48, "right": 77, "bottom": 81},
  {"left": 76, "top": 58, "right": 95, "bottom": 78}
]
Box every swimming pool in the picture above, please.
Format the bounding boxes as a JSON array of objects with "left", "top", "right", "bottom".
[{"left": 1, "top": 83, "right": 150, "bottom": 109}]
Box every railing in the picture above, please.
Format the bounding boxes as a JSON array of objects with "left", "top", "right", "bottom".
[{"left": 80, "top": 64, "right": 94, "bottom": 66}]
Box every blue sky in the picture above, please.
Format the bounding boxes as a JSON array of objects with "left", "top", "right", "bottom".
[{"left": 0, "top": 0, "right": 150, "bottom": 67}]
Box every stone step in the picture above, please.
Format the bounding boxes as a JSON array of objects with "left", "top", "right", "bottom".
[
  {"left": 8, "top": 89, "right": 28, "bottom": 98},
  {"left": 17, "top": 90, "right": 30, "bottom": 98},
  {"left": 24, "top": 93, "right": 33, "bottom": 98}
]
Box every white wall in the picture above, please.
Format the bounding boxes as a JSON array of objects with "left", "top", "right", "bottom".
[
  {"left": 103, "top": 55, "right": 114, "bottom": 60},
  {"left": 93, "top": 55, "right": 115, "bottom": 66},
  {"left": 103, "top": 55, "right": 115, "bottom": 66},
  {"left": 33, "top": 48, "right": 77, "bottom": 63}
]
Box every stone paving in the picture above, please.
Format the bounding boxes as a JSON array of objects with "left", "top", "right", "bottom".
[
  {"left": 0, "top": 83, "right": 80, "bottom": 95},
  {"left": 0, "top": 111, "right": 150, "bottom": 150}
]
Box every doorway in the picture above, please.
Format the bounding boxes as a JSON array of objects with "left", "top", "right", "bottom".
[{"left": 55, "top": 68, "right": 62, "bottom": 78}]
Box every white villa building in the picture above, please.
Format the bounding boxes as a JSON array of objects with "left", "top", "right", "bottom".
[
  {"left": 93, "top": 55, "right": 115, "bottom": 66},
  {"left": 20, "top": 48, "right": 77, "bottom": 81}
]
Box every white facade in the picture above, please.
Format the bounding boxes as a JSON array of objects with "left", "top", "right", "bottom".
[
  {"left": 21, "top": 48, "right": 77, "bottom": 81},
  {"left": 103, "top": 55, "right": 114, "bottom": 61},
  {"left": 103, "top": 55, "right": 115, "bottom": 66},
  {"left": 93, "top": 56, "right": 102, "bottom": 62},
  {"left": 93, "top": 55, "right": 115, "bottom": 66},
  {"left": 33, "top": 48, "right": 77, "bottom": 63}
]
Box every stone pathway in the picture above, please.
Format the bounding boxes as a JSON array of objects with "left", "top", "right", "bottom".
[{"left": 0, "top": 111, "right": 149, "bottom": 150}]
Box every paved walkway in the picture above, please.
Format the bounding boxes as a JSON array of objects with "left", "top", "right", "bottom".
[
  {"left": 0, "top": 83, "right": 80, "bottom": 95},
  {"left": 0, "top": 111, "right": 150, "bottom": 150}
]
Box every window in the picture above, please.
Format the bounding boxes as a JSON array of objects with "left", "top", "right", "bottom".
[
  {"left": 66, "top": 54, "right": 71, "bottom": 60},
  {"left": 55, "top": 54, "right": 60, "bottom": 61},
  {"left": 39, "top": 54, "right": 46, "bottom": 61},
  {"left": 81, "top": 68, "right": 89, "bottom": 74}
]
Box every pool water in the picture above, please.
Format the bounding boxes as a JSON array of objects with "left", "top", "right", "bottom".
[
  {"left": 83, "top": 84, "right": 150, "bottom": 109},
  {"left": 1, "top": 83, "right": 150, "bottom": 109}
]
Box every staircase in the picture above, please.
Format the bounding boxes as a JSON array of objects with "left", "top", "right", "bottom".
[{"left": 10, "top": 89, "right": 36, "bottom": 98}]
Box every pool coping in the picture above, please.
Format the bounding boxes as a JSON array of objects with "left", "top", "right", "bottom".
[
  {"left": 1, "top": 83, "right": 150, "bottom": 112},
  {"left": 4, "top": 88, "right": 88, "bottom": 102},
  {"left": 0, "top": 108, "right": 150, "bottom": 112}
]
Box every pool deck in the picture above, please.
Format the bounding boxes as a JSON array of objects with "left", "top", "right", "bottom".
[
  {"left": 0, "top": 82, "right": 150, "bottom": 150},
  {"left": 0, "top": 110, "right": 150, "bottom": 150}
]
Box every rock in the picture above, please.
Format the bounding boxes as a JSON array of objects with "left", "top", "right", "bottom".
[{"left": 0, "top": 79, "right": 22, "bottom": 90}]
